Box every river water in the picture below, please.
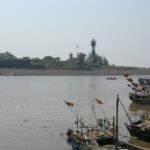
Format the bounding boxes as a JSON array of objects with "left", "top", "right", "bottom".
[{"left": 0, "top": 76, "right": 149, "bottom": 150}]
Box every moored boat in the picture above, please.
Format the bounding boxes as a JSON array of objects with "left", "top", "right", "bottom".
[
  {"left": 65, "top": 96, "right": 147, "bottom": 150},
  {"left": 124, "top": 74, "right": 150, "bottom": 105},
  {"left": 129, "top": 93, "right": 150, "bottom": 105},
  {"left": 66, "top": 127, "right": 116, "bottom": 150},
  {"left": 125, "top": 117, "right": 150, "bottom": 142},
  {"left": 138, "top": 78, "right": 150, "bottom": 87},
  {"left": 121, "top": 96, "right": 150, "bottom": 143}
]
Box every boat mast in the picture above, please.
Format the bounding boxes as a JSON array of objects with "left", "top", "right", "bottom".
[
  {"left": 113, "top": 115, "right": 115, "bottom": 139},
  {"left": 92, "top": 105, "right": 98, "bottom": 126},
  {"left": 115, "top": 94, "right": 119, "bottom": 150},
  {"left": 81, "top": 117, "right": 83, "bottom": 134},
  {"left": 77, "top": 111, "right": 79, "bottom": 132}
]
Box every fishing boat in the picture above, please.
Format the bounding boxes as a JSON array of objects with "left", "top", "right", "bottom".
[
  {"left": 66, "top": 127, "right": 116, "bottom": 150},
  {"left": 138, "top": 78, "right": 150, "bottom": 87},
  {"left": 129, "top": 93, "right": 150, "bottom": 105},
  {"left": 65, "top": 99, "right": 116, "bottom": 150},
  {"left": 67, "top": 134, "right": 145, "bottom": 150},
  {"left": 114, "top": 94, "right": 150, "bottom": 143},
  {"left": 119, "top": 95, "right": 150, "bottom": 143},
  {"left": 65, "top": 96, "right": 146, "bottom": 150},
  {"left": 125, "top": 118, "right": 150, "bottom": 143},
  {"left": 124, "top": 74, "right": 150, "bottom": 105},
  {"left": 125, "top": 115, "right": 150, "bottom": 143},
  {"left": 106, "top": 77, "right": 117, "bottom": 80}
]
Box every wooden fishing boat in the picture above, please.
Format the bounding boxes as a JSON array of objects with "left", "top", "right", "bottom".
[
  {"left": 121, "top": 95, "right": 150, "bottom": 143},
  {"left": 138, "top": 78, "right": 150, "bottom": 86},
  {"left": 66, "top": 127, "right": 146, "bottom": 150},
  {"left": 125, "top": 117, "right": 150, "bottom": 143},
  {"left": 129, "top": 93, "right": 150, "bottom": 105},
  {"left": 66, "top": 96, "right": 146, "bottom": 150},
  {"left": 65, "top": 99, "right": 116, "bottom": 150},
  {"left": 124, "top": 74, "right": 150, "bottom": 105},
  {"left": 66, "top": 128, "right": 116, "bottom": 150}
]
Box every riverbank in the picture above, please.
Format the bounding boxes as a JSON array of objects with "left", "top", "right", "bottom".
[{"left": 0, "top": 68, "right": 150, "bottom": 76}]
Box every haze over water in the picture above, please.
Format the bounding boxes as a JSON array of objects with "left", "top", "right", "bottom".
[{"left": 0, "top": 76, "right": 150, "bottom": 150}]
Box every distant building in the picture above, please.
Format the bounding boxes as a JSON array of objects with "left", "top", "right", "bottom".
[
  {"left": 69, "top": 52, "right": 73, "bottom": 61},
  {"left": 67, "top": 39, "right": 108, "bottom": 68}
]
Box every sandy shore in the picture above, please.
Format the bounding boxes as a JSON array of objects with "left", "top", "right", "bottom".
[{"left": 0, "top": 68, "right": 150, "bottom": 76}]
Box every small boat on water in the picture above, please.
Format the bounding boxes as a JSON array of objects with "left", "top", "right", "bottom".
[
  {"left": 106, "top": 77, "right": 117, "bottom": 80},
  {"left": 129, "top": 93, "right": 150, "bottom": 105}
]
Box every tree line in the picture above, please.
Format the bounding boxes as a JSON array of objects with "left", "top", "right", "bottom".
[{"left": 0, "top": 51, "right": 109, "bottom": 69}]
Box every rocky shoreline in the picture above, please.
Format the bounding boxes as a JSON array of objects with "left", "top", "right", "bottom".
[{"left": 0, "top": 68, "right": 150, "bottom": 76}]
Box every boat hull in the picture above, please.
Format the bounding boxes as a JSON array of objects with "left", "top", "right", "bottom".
[
  {"left": 129, "top": 96, "right": 150, "bottom": 105},
  {"left": 126, "top": 124, "right": 150, "bottom": 142}
]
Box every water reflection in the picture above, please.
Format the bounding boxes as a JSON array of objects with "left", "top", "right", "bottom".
[
  {"left": 129, "top": 102, "right": 150, "bottom": 116},
  {"left": 129, "top": 103, "right": 150, "bottom": 111}
]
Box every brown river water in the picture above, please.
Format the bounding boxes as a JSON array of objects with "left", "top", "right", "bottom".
[{"left": 0, "top": 76, "right": 149, "bottom": 150}]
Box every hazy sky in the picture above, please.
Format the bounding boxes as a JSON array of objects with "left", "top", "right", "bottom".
[{"left": 0, "top": 0, "right": 150, "bottom": 67}]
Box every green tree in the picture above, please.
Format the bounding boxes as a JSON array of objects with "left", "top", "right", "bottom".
[
  {"left": 77, "top": 53, "right": 86, "bottom": 67},
  {"left": 102, "top": 57, "right": 109, "bottom": 66},
  {"left": 42, "top": 56, "right": 55, "bottom": 62},
  {"left": 0, "top": 51, "right": 17, "bottom": 60}
]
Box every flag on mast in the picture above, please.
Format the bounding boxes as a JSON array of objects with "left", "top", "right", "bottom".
[
  {"left": 64, "top": 100, "right": 74, "bottom": 107},
  {"left": 95, "top": 98, "right": 103, "bottom": 104}
]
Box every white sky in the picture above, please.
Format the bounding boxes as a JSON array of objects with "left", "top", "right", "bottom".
[{"left": 0, "top": 0, "right": 150, "bottom": 67}]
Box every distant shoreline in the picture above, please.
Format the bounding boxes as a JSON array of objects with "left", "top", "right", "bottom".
[{"left": 0, "top": 68, "right": 150, "bottom": 76}]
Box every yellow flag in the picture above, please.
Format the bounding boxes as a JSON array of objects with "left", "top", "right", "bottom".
[
  {"left": 64, "top": 100, "right": 74, "bottom": 107},
  {"left": 95, "top": 98, "right": 103, "bottom": 104}
]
